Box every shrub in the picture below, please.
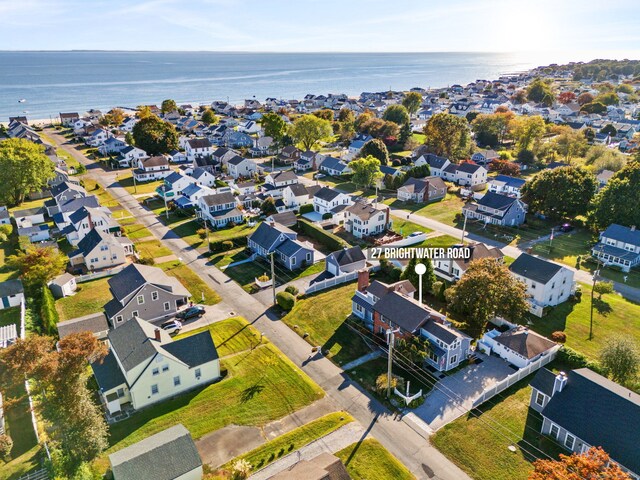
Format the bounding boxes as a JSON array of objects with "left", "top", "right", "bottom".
[
  {"left": 375, "top": 373, "right": 404, "bottom": 393},
  {"left": 551, "top": 331, "right": 567, "bottom": 343},
  {"left": 284, "top": 285, "right": 299, "bottom": 296},
  {"left": 196, "top": 228, "right": 207, "bottom": 239},
  {"left": 222, "top": 240, "right": 234, "bottom": 250},
  {"left": 297, "top": 220, "right": 347, "bottom": 251},
  {"left": 0, "top": 224, "right": 12, "bottom": 236},
  {"left": 0, "top": 434, "right": 13, "bottom": 460},
  {"left": 276, "top": 291, "right": 296, "bottom": 311},
  {"left": 137, "top": 256, "right": 154, "bottom": 265},
  {"left": 0, "top": 232, "right": 7, "bottom": 243},
  {"left": 40, "top": 286, "right": 59, "bottom": 335},
  {"left": 210, "top": 235, "right": 248, "bottom": 252},
  {"left": 321, "top": 212, "right": 333, "bottom": 220},
  {"left": 257, "top": 274, "right": 270, "bottom": 283},
  {"left": 517, "top": 149, "right": 535, "bottom": 165},
  {"left": 557, "top": 346, "right": 602, "bottom": 374}
]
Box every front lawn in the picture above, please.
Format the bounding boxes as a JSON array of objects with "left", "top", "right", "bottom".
[
  {"left": 224, "top": 256, "right": 324, "bottom": 293},
  {"left": 220, "top": 412, "right": 354, "bottom": 474},
  {"left": 157, "top": 261, "right": 221, "bottom": 305},
  {"left": 174, "top": 316, "right": 261, "bottom": 357},
  {"left": 121, "top": 223, "right": 152, "bottom": 240},
  {"left": 432, "top": 379, "right": 565, "bottom": 480},
  {"left": 97, "top": 319, "right": 324, "bottom": 473},
  {"left": 0, "top": 307, "right": 20, "bottom": 328},
  {"left": 386, "top": 193, "right": 465, "bottom": 225},
  {"left": 171, "top": 219, "right": 257, "bottom": 250},
  {"left": 55, "top": 277, "right": 112, "bottom": 321},
  {"left": 281, "top": 283, "right": 372, "bottom": 366},
  {"left": 391, "top": 217, "right": 434, "bottom": 236},
  {"left": 530, "top": 283, "right": 640, "bottom": 360},
  {"left": 134, "top": 239, "right": 173, "bottom": 260},
  {"left": 336, "top": 439, "right": 415, "bottom": 480},
  {"left": 117, "top": 171, "right": 166, "bottom": 195},
  {"left": 531, "top": 229, "right": 593, "bottom": 268}
]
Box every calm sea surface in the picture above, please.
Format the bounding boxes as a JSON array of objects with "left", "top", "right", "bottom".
[{"left": 0, "top": 51, "right": 570, "bottom": 120}]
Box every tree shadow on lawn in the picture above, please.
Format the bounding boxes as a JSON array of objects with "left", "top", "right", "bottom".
[
  {"left": 240, "top": 383, "right": 265, "bottom": 403},
  {"left": 519, "top": 408, "right": 565, "bottom": 463},
  {"left": 593, "top": 298, "right": 612, "bottom": 316},
  {"left": 322, "top": 319, "right": 374, "bottom": 367}
]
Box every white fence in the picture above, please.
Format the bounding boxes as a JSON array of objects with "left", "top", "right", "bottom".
[
  {"left": 472, "top": 346, "right": 560, "bottom": 408},
  {"left": 75, "top": 263, "right": 128, "bottom": 283},
  {"left": 305, "top": 270, "right": 359, "bottom": 294}
]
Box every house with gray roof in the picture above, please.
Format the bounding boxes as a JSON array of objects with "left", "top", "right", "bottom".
[
  {"left": 487, "top": 175, "right": 526, "bottom": 198},
  {"left": 57, "top": 312, "right": 109, "bottom": 340},
  {"left": 68, "top": 228, "right": 133, "bottom": 272},
  {"left": 196, "top": 192, "right": 243, "bottom": 227},
  {"left": 109, "top": 424, "right": 203, "bottom": 480},
  {"left": 0, "top": 279, "right": 24, "bottom": 310},
  {"left": 325, "top": 246, "right": 366, "bottom": 277},
  {"left": 529, "top": 368, "right": 640, "bottom": 479},
  {"left": 479, "top": 326, "right": 559, "bottom": 368},
  {"left": 48, "top": 272, "right": 77, "bottom": 298},
  {"left": 462, "top": 191, "right": 527, "bottom": 227},
  {"left": 592, "top": 224, "right": 640, "bottom": 272},
  {"left": 104, "top": 264, "right": 190, "bottom": 327},
  {"left": 312, "top": 187, "right": 352, "bottom": 218},
  {"left": 319, "top": 156, "right": 351, "bottom": 176},
  {"left": 92, "top": 317, "right": 219, "bottom": 413},
  {"left": 397, "top": 176, "right": 447, "bottom": 203},
  {"left": 248, "top": 221, "right": 315, "bottom": 271}
]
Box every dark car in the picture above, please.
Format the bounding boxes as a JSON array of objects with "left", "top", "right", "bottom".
[
  {"left": 559, "top": 223, "right": 573, "bottom": 232},
  {"left": 176, "top": 305, "right": 206, "bottom": 320}
]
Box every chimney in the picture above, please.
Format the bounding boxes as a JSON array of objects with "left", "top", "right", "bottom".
[
  {"left": 357, "top": 269, "right": 370, "bottom": 292},
  {"left": 154, "top": 328, "right": 161, "bottom": 342},
  {"left": 552, "top": 371, "right": 567, "bottom": 396}
]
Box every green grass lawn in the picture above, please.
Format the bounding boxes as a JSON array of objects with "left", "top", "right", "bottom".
[
  {"left": 96, "top": 319, "right": 324, "bottom": 473},
  {"left": 55, "top": 277, "right": 112, "bottom": 321},
  {"left": 425, "top": 234, "right": 463, "bottom": 248},
  {"left": 174, "top": 316, "right": 261, "bottom": 357},
  {"left": 347, "top": 357, "right": 434, "bottom": 399},
  {"left": 117, "top": 171, "right": 166, "bottom": 195},
  {"left": 432, "top": 379, "right": 565, "bottom": 480},
  {"left": 121, "top": 223, "right": 152, "bottom": 240},
  {"left": 134, "top": 239, "right": 173, "bottom": 259},
  {"left": 336, "top": 439, "right": 415, "bottom": 480},
  {"left": 0, "top": 446, "right": 42, "bottom": 480},
  {"left": 224, "top": 256, "right": 324, "bottom": 293},
  {"left": 82, "top": 178, "right": 122, "bottom": 209},
  {"left": 0, "top": 307, "right": 20, "bottom": 328},
  {"left": 0, "top": 235, "right": 19, "bottom": 283},
  {"left": 281, "top": 283, "right": 372, "bottom": 366},
  {"left": 157, "top": 261, "right": 221, "bottom": 305},
  {"left": 530, "top": 282, "right": 640, "bottom": 360},
  {"left": 385, "top": 193, "right": 465, "bottom": 226},
  {"left": 391, "top": 216, "right": 434, "bottom": 236},
  {"left": 39, "top": 130, "right": 81, "bottom": 171},
  {"left": 531, "top": 229, "right": 593, "bottom": 268},
  {"left": 170, "top": 219, "right": 257, "bottom": 250},
  {"left": 220, "top": 412, "right": 354, "bottom": 474},
  {"left": 210, "top": 247, "right": 251, "bottom": 269}
]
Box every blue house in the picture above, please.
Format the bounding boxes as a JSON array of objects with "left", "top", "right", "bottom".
[{"left": 248, "top": 221, "right": 315, "bottom": 271}]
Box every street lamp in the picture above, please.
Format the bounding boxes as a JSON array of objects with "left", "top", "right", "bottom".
[{"left": 415, "top": 262, "right": 427, "bottom": 304}]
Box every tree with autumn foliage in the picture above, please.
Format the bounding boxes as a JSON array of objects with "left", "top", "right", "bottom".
[
  {"left": 445, "top": 258, "right": 529, "bottom": 338},
  {"left": 488, "top": 158, "right": 521, "bottom": 176},
  {"left": 529, "top": 447, "right": 631, "bottom": 480},
  {"left": 7, "top": 245, "right": 68, "bottom": 288},
  {"left": 0, "top": 333, "right": 108, "bottom": 473},
  {"left": 422, "top": 113, "right": 472, "bottom": 161},
  {"left": 557, "top": 91, "right": 577, "bottom": 104}
]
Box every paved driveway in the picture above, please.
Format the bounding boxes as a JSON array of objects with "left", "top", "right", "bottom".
[{"left": 413, "top": 354, "right": 514, "bottom": 432}]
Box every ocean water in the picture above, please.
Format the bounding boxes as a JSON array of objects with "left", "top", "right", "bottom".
[{"left": 0, "top": 51, "right": 565, "bottom": 120}]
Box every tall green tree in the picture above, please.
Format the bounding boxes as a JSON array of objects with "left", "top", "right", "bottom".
[
  {"left": 313, "top": 109, "right": 334, "bottom": 121},
  {"left": 338, "top": 108, "right": 355, "bottom": 123},
  {"left": 260, "top": 112, "right": 287, "bottom": 145},
  {"left": 0, "top": 138, "right": 55, "bottom": 206},
  {"left": 471, "top": 111, "right": 515, "bottom": 147},
  {"left": 382, "top": 104, "right": 410, "bottom": 126},
  {"left": 422, "top": 113, "right": 472, "bottom": 161},
  {"left": 521, "top": 166, "right": 597, "bottom": 219},
  {"left": 349, "top": 155, "right": 383, "bottom": 189},
  {"left": 7, "top": 246, "right": 68, "bottom": 288},
  {"left": 445, "top": 258, "right": 529, "bottom": 339},
  {"left": 161, "top": 98, "right": 178, "bottom": 114},
  {"left": 400, "top": 257, "right": 435, "bottom": 295},
  {"left": 201, "top": 108, "right": 219, "bottom": 125},
  {"left": 358, "top": 139, "right": 389, "bottom": 165},
  {"left": 402, "top": 92, "right": 423, "bottom": 117},
  {"left": 590, "top": 160, "right": 640, "bottom": 229},
  {"left": 599, "top": 337, "right": 640, "bottom": 385},
  {"left": 511, "top": 115, "right": 546, "bottom": 152},
  {"left": 132, "top": 116, "right": 179, "bottom": 155},
  {"left": 290, "top": 114, "right": 333, "bottom": 151},
  {"left": 527, "top": 78, "right": 554, "bottom": 106}
]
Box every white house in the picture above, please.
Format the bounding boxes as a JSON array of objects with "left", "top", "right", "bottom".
[
  {"left": 488, "top": 175, "right": 526, "bottom": 198},
  {"left": 227, "top": 156, "right": 257, "bottom": 179},
  {"left": 190, "top": 168, "right": 217, "bottom": 188},
  {"left": 116, "top": 145, "right": 148, "bottom": 168},
  {"left": 185, "top": 138, "right": 214, "bottom": 161},
  {"left": 344, "top": 200, "right": 391, "bottom": 239},
  {"left": 282, "top": 184, "right": 316, "bottom": 210},
  {"left": 48, "top": 273, "right": 77, "bottom": 299},
  {"left": 509, "top": 253, "right": 576, "bottom": 317},
  {"left": 312, "top": 187, "right": 352, "bottom": 217},
  {"left": 592, "top": 224, "right": 640, "bottom": 272},
  {"left": 442, "top": 163, "right": 487, "bottom": 189},
  {"left": 0, "top": 279, "right": 24, "bottom": 310},
  {"left": 68, "top": 229, "right": 133, "bottom": 272},
  {"left": 133, "top": 156, "right": 172, "bottom": 182},
  {"left": 265, "top": 170, "right": 298, "bottom": 190},
  {"left": 91, "top": 317, "right": 220, "bottom": 414},
  {"left": 471, "top": 149, "right": 499, "bottom": 166},
  {"left": 479, "top": 326, "right": 559, "bottom": 369}
]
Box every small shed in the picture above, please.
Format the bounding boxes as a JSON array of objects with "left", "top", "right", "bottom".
[{"left": 49, "top": 273, "right": 77, "bottom": 298}]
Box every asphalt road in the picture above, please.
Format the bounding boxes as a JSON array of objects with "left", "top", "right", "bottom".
[{"left": 46, "top": 129, "right": 471, "bottom": 480}]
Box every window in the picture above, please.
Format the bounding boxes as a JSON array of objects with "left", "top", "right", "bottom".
[
  {"left": 450, "top": 355, "right": 457, "bottom": 365},
  {"left": 291, "top": 257, "right": 296, "bottom": 266},
  {"left": 151, "top": 291, "right": 159, "bottom": 301},
  {"left": 117, "top": 388, "right": 125, "bottom": 398},
  {"left": 151, "top": 384, "right": 159, "bottom": 395},
  {"left": 173, "top": 376, "right": 181, "bottom": 386},
  {"left": 550, "top": 424, "right": 560, "bottom": 439},
  {"left": 115, "top": 315, "right": 123, "bottom": 323},
  {"left": 164, "top": 302, "right": 171, "bottom": 311},
  {"left": 152, "top": 368, "right": 159, "bottom": 376},
  {"left": 132, "top": 310, "right": 139, "bottom": 317},
  {"left": 306, "top": 252, "right": 312, "bottom": 261},
  {"left": 137, "top": 295, "right": 145, "bottom": 305},
  {"left": 565, "top": 433, "right": 575, "bottom": 449},
  {"left": 100, "top": 245, "right": 108, "bottom": 251},
  {"left": 195, "top": 368, "right": 201, "bottom": 379},
  {"left": 535, "top": 391, "right": 545, "bottom": 406},
  {"left": 162, "top": 364, "right": 169, "bottom": 372}
]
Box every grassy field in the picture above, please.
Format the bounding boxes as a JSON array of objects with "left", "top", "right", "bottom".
[
  {"left": 117, "top": 170, "right": 166, "bottom": 195},
  {"left": 530, "top": 283, "right": 640, "bottom": 360},
  {"left": 97, "top": 318, "right": 324, "bottom": 473},
  {"left": 432, "top": 379, "right": 565, "bottom": 480},
  {"left": 220, "top": 412, "right": 354, "bottom": 474},
  {"left": 170, "top": 219, "right": 257, "bottom": 250},
  {"left": 134, "top": 239, "right": 173, "bottom": 259},
  {"left": 385, "top": 193, "right": 465, "bottom": 226},
  {"left": 224, "top": 256, "right": 324, "bottom": 293},
  {"left": 281, "top": 283, "right": 371, "bottom": 366},
  {"left": 0, "top": 229, "right": 18, "bottom": 282},
  {"left": 157, "top": 260, "right": 221, "bottom": 305},
  {"left": 174, "top": 316, "right": 261, "bottom": 357},
  {"left": 121, "top": 223, "right": 152, "bottom": 240},
  {"left": 55, "top": 277, "right": 112, "bottom": 321},
  {"left": 531, "top": 229, "right": 593, "bottom": 268},
  {"left": 336, "top": 439, "right": 415, "bottom": 480}
]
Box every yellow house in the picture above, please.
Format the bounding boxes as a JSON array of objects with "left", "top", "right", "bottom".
[{"left": 91, "top": 317, "right": 220, "bottom": 415}]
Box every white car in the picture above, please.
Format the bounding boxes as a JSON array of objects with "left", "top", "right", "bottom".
[{"left": 160, "top": 319, "right": 183, "bottom": 335}]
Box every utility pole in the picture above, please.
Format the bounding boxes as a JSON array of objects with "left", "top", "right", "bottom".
[
  {"left": 270, "top": 252, "right": 276, "bottom": 305},
  {"left": 163, "top": 185, "right": 169, "bottom": 219},
  {"left": 589, "top": 245, "right": 604, "bottom": 340},
  {"left": 460, "top": 212, "right": 468, "bottom": 245},
  {"left": 549, "top": 227, "right": 554, "bottom": 249},
  {"left": 205, "top": 220, "right": 211, "bottom": 253},
  {"left": 132, "top": 167, "right": 137, "bottom": 194},
  {"left": 386, "top": 328, "right": 399, "bottom": 398}
]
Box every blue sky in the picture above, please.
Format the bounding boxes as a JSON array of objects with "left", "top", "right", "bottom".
[{"left": 1, "top": 0, "right": 639, "bottom": 55}]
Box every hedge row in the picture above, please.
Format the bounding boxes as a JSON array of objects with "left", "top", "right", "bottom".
[
  {"left": 40, "top": 286, "right": 59, "bottom": 335},
  {"left": 297, "top": 219, "right": 348, "bottom": 251},
  {"left": 209, "top": 235, "right": 248, "bottom": 253},
  {"left": 556, "top": 346, "right": 603, "bottom": 375}
]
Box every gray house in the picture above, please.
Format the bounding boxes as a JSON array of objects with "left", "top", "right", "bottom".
[
  {"left": 325, "top": 246, "right": 366, "bottom": 277},
  {"left": 247, "top": 221, "right": 315, "bottom": 271},
  {"left": 530, "top": 368, "right": 639, "bottom": 479},
  {"left": 462, "top": 191, "right": 528, "bottom": 226},
  {"left": 104, "top": 264, "right": 190, "bottom": 327},
  {"left": 592, "top": 224, "right": 640, "bottom": 272}
]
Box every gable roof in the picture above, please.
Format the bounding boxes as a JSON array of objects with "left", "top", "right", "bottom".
[
  {"left": 493, "top": 326, "right": 556, "bottom": 359},
  {"left": 108, "top": 264, "right": 189, "bottom": 303},
  {"left": 57, "top": 312, "right": 108, "bottom": 339},
  {"left": 346, "top": 200, "right": 388, "bottom": 221},
  {"left": 456, "top": 162, "right": 484, "bottom": 174},
  {"left": 0, "top": 279, "right": 24, "bottom": 298},
  {"left": 199, "top": 192, "right": 236, "bottom": 207},
  {"left": 601, "top": 224, "right": 640, "bottom": 246},
  {"left": 107, "top": 317, "right": 170, "bottom": 371},
  {"left": 249, "top": 221, "right": 295, "bottom": 250},
  {"left": 73, "top": 228, "right": 121, "bottom": 257},
  {"left": 187, "top": 138, "right": 212, "bottom": 149},
  {"left": 328, "top": 246, "right": 366, "bottom": 266},
  {"left": 109, "top": 424, "right": 202, "bottom": 480},
  {"left": 541, "top": 368, "right": 640, "bottom": 474},
  {"left": 476, "top": 191, "right": 518, "bottom": 210},
  {"left": 491, "top": 175, "right": 526, "bottom": 189},
  {"left": 268, "top": 170, "right": 298, "bottom": 183},
  {"left": 373, "top": 291, "right": 432, "bottom": 333},
  {"left": 314, "top": 186, "right": 343, "bottom": 202},
  {"left": 509, "top": 253, "right": 563, "bottom": 284},
  {"left": 162, "top": 331, "right": 219, "bottom": 367}
]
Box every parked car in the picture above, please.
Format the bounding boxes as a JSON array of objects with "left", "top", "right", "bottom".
[
  {"left": 161, "top": 319, "right": 183, "bottom": 334},
  {"left": 559, "top": 223, "right": 573, "bottom": 232},
  {"left": 176, "top": 305, "right": 206, "bottom": 320}
]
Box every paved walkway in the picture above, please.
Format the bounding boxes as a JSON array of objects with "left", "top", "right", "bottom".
[
  {"left": 341, "top": 350, "right": 383, "bottom": 372},
  {"left": 249, "top": 422, "right": 366, "bottom": 480},
  {"left": 46, "top": 129, "right": 472, "bottom": 480}
]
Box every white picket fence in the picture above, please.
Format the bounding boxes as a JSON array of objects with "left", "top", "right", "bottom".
[
  {"left": 306, "top": 271, "right": 359, "bottom": 294},
  {"left": 75, "top": 263, "right": 128, "bottom": 283},
  {"left": 472, "top": 345, "right": 560, "bottom": 408}
]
